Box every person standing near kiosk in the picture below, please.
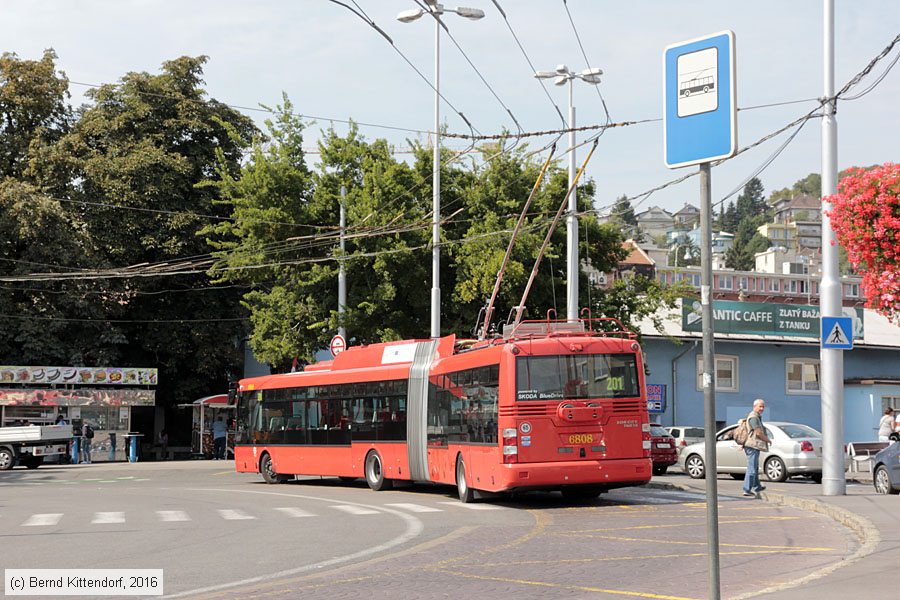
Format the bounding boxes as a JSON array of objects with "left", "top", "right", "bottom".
[{"left": 212, "top": 417, "right": 227, "bottom": 460}]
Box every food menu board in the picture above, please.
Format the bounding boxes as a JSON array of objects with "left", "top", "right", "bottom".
[{"left": 0, "top": 366, "right": 158, "bottom": 386}]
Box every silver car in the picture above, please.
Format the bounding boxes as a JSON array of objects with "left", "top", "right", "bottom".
[
  {"left": 678, "top": 421, "right": 826, "bottom": 483},
  {"left": 665, "top": 425, "right": 704, "bottom": 456}
]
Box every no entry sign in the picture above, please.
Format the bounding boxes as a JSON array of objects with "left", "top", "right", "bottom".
[{"left": 330, "top": 334, "right": 346, "bottom": 356}]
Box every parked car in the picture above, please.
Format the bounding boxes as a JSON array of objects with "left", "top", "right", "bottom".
[
  {"left": 872, "top": 442, "right": 900, "bottom": 494},
  {"left": 665, "top": 425, "right": 704, "bottom": 456},
  {"left": 678, "top": 422, "right": 828, "bottom": 483},
  {"left": 650, "top": 424, "right": 678, "bottom": 476}
]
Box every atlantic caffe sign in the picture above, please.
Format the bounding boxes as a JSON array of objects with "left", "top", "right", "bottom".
[{"left": 682, "top": 299, "right": 864, "bottom": 338}]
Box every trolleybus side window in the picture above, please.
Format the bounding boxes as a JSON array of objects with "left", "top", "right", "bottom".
[
  {"left": 516, "top": 354, "right": 639, "bottom": 400},
  {"left": 243, "top": 380, "right": 409, "bottom": 446},
  {"left": 428, "top": 365, "right": 499, "bottom": 446}
]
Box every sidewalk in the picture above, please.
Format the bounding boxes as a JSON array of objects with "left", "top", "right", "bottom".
[{"left": 662, "top": 472, "right": 898, "bottom": 599}]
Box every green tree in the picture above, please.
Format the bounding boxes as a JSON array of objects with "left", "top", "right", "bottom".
[
  {"left": 735, "top": 177, "right": 767, "bottom": 222},
  {"left": 36, "top": 56, "right": 257, "bottom": 405},
  {"left": 591, "top": 275, "right": 690, "bottom": 343},
  {"left": 725, "top": 215, "right": 770, "bottom": 270},
  {"left": 769, "top": 173, "right": 821, "bottom": 204},
  {"left": 0, "top": 50, "right": 71, "bottom": 180}
]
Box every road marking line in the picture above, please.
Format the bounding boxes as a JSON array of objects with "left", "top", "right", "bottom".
[
  {"left": 164, "top": 488, "right": 423, "bottom": 599},
  {"left": 157, "top": 510, "right": 191, "bottom": 522},
  {"left": 384, "top": 503, "right": 442, "bottom": 513},
  {"left": 22, "top": 513, "right": 62, "bottom": 526},
  {"left": 331, "top": 505, "right": 379, "bottom": 515},
  {"left": 438, "top": 501, "right": 502, "bottom": 510},
  {"left": 438, "top": 568, "right": 698, "bottom": 600},
  {"left": 274, "top": 507, "right": 316, "bottom": 518},
  {"left": 218, "top": 509, "right": 255, "bottom": 520},
  {"left": 92, "top": 511, "right": 125, "bottom": 524}
]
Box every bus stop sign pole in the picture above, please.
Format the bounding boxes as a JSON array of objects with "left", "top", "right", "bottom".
[{"left": 664, "top": 30, "right": 737, "bottom": 600}]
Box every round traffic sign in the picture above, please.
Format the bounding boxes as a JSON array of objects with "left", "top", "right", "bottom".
[{"left": 330, "top": 334, "right": 346, "bottom": 356}]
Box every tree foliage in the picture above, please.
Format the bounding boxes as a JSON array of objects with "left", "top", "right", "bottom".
[{"left": 3, "top": 53, "right": 256, "bottom": 406}]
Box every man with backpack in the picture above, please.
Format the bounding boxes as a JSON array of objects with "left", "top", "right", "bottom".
[
  {"left": 80, "top": 422, "right": 95, "bottom": 464},
  {"left": 741, "top": 399, "right": 771, "bottom": 497}
]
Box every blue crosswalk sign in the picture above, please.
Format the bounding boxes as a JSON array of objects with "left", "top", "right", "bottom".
[{"left": 821, "top": 316, "right": 853, "bottom": 349}]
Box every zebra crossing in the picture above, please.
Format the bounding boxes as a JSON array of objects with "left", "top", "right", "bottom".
[{"left": 3, "top": 500, "right": 505, "bottom": 529}]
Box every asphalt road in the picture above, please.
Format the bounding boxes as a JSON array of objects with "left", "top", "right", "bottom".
[{"left": 1, "top": 461, "right": 856, "bottom": 599}]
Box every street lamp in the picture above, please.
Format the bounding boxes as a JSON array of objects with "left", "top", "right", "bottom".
[
  {"left": 398, "top": 2, "right": 485, "bottom": 339},
  {"left": 535, "top": 65, "right": 602, "bottom": 321}
]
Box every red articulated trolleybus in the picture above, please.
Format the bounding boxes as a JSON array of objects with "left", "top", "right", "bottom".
[{"left": 233, "top": 317, "right": 652, "bottom": 502}]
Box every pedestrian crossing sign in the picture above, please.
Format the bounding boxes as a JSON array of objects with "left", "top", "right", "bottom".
[{"left": 821, "top": 316, "right": 853, "bottom": 349}]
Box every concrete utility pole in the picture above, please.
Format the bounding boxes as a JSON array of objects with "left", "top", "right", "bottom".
[
  {"left": 820, "top": 0, "right": 846, "bottom": 496},
  {"left": 338, "top": 185, "right": 347, "bottom": 340},
  {"left": 699, "top": 163, "right": 722, "bottom": 598}
]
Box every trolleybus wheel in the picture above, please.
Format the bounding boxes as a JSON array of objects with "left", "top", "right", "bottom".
[
  {"left": 260, "top": 453, "right": 288, "bottom": 484},
  {"left": 0, "top": 447, "right": 14, "bottom": 470},
  {"left": 456, "top": 456, "right": 476, "bottom": 503},
  {"left": 364, "top": 451, "right": 392, "bottom": 491}
]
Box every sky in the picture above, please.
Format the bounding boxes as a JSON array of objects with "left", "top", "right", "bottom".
[{"left": 3, "top": 1, "right": 899, "bottom": 218}]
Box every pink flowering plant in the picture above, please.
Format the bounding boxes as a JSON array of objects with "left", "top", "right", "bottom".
[{"left": 826, "top": 162, "right": 900, "bottom": 322}]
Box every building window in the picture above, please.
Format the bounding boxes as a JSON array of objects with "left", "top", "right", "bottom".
[
  {"left": 719, "top": 276, "right": 733, "bottom": 290},
  {"left": 845, "top": 283, "right": 859, "bottom": 297},
  {"left": 696, "top": 355, "right": 739, "bottom": 392},
  {"left": 738, "top": 277, "right": 749, "bottom": 291},
  {"left": 769, "top": 278, "right": 780, "bottom": 292},
  {"left": 786, "top": 359, "right": 820, "bottom": 394}
]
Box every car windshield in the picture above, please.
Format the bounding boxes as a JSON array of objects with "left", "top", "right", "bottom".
[
  {"left": 777, "top": 424, "right": 821, "bottom": 439},
  {"left": 650, "top": 426, "right": 669, "bottom": 437}
]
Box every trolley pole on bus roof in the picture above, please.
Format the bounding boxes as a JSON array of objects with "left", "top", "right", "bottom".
[{"left": 664, "top": 31, "right": 737, "bottom": 600}]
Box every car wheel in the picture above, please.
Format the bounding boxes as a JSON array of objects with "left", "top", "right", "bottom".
[
  {"left": 764, "top": 456, "right": 788, "bottom": 482},
  {"left": 685, "top": 454, "right": 705, "bottom": 479},
  {"left": 652, "top": 465, "right": 668, "bottom": 476},
  {"left": 365, "top": 451, "right": 393, "bottom": 491},
  {"left": 456, "top": 456, "right": 476, "bottom": 503},
  {"left": 874, "top": 466, "right": 899, "bottom": 495},
  {"left": 0, "top": 447, "right": 15, "bottom": 470}
]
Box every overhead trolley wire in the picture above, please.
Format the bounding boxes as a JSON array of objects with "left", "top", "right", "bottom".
[{"left": 490, "top": 0, "right": 567, "bottom": 126}]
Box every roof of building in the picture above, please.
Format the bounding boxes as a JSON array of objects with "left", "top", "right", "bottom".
[
  {"left": 621, "top": 240, "right": 655, "bottom": 266},
  {"left": 673, "top": 203, "right": 699, "bottom": 216},
  {"left": 775, "top": 193, "right": 820, "bottom": 211}
]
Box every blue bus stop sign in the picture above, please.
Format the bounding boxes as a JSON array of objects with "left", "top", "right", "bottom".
[{"left": 664, "top": 31, "right": 737, "bottom": 168}]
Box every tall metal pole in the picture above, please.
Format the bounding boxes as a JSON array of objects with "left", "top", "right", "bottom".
[
  {"left": 820, "top": 0, "right": 845, "bottom": 496},
  {"left": 699, "top": 162, "right": 721, "bottom": 599},
  {"left": 338, "top": 185, "right": 347, "bottom": 340},
  {"left": 566, "top": 78, "right": 578, "bottom": 322},
  {"left": 430, "top": 13, "right": 442, "bottom": 339}
]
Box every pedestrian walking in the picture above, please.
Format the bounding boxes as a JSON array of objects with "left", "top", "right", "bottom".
[
  {"left": 878, "top": 407, "right": 894, "bottom": 442},
  {"left": 741, "top": 399, "right": 771, "bottom": 497},
  {"left": 212, "top": 417, "right": 227, "bottom": 460}
]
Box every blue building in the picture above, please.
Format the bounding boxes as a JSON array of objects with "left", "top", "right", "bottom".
[{"left": 638, "top": 299, "right": 900, "bottom": 443}]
